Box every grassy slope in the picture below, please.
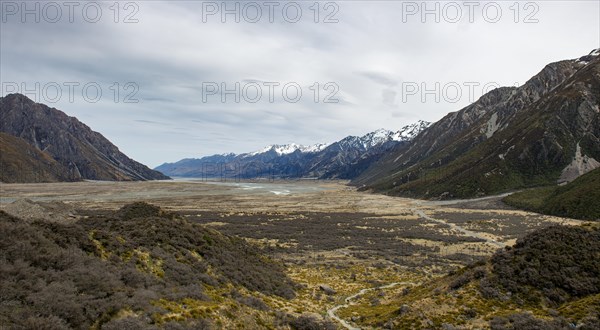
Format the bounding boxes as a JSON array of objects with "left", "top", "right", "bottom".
[
  {"left": 504, "top": 167, "right": 600, "bottom": 220},
  {"left": 339, "top": 224, "right": 600, "bottom": 329}
]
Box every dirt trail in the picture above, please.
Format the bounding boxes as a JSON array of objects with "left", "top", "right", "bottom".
[
  {"left": 417, "top": 193, "right": 513, "bottom": 207},
  {"left": 327, "top": 203, "right": 506, "bottom": 330},
  {"left": 411, "top": 208, "right": 506, "bottom": 248},
  {"left": 327, "top": 282, "right": 416, "bottom": 330}
]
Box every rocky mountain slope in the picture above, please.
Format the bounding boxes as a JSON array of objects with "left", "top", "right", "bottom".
[
  {"left": 0, "top": 132, "right": 74, "bottom": 183},
  {"left": 156, "top": 120, "right": 430, "bottom": 179},
  {"left": 0, "top": 94, "right": 170, "bottom": 182},
  {"left": 354, "top": 49, "right": 600, "bottom": 199}
]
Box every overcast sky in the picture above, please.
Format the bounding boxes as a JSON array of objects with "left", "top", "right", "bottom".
[{"left": 1, "top": 1, "right": 599, "bottom": 167}]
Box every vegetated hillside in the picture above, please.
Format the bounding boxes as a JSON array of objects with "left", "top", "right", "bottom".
[
  {"left": 486, "top": 225, "right": 600, "bottom": 304},
  {"left": 0, "top": 132, "right": 74, "bottom": 183},
  {"left": 342, "top": 224, "right": 600, "bottom": 329},
  {"left": 0, "top": 93, "right": 170, "bottom": 181},
  {"left": 155, "top": 121, "right": 430, "bottom": 180},
  {"left": 503, "top": 167, "right": 600, "bottom": 220},
  {"left": 0, "top": 202, "right": 302, "bottom": 329},
  {"left": 354, "top": 50, "right": 600, "bottom": 199}
]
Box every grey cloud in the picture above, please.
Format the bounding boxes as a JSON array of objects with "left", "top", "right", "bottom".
[
  {"left": 134, "top": 119, "right": 168, "bottom": 125},
  {"left": 359, "top": 71, "right": 399, "bottom": 87},
  {"left": 382, "top": 89, "right": 398, "bottom": 107},
  {"left": 1, "top": 1, "right": 598, "bottom": 167},
  {"left": 142, "top": 96, "right": 176, "bottom": 103}
]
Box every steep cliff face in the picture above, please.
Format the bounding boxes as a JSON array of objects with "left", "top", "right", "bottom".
[
  {"left": 354, "top": 50, "right": 600, "bottom": 199},
  {"left": 0, "top": 94, "right": 170, "bottom": 181}
]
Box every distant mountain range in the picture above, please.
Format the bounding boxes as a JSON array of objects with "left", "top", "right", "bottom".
[
  {"left": 0, "top": 94, "right": 169, "bottom": 183},
  {"left": 155, "top": 121, "right": 431, "bottom": 179},
  {"left": 353, "top": 49, "right": 600, "bottom": 199}
]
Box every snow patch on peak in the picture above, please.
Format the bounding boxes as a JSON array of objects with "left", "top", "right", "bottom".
[
  {"left": 392, "top": 120, "right": 432, "bottom": 142},
  {"left": 244, "top": 120, "right": 430, "bottom": 157},
  {"left": 299, "top": 143, "right": 330, "bottom": 153},
  {"left": 360, "top": 129, "right": 396, "bottom": 148},
  {"left": 347, "top": 120, "right": 432, "bottom": 150},
  {"left": 271, "top": 144, "right": 302, "bottom": 155},
  {"left": 575, "top": 48, "right": 600, "bottom": 64},
  {"left": 249, "top": 142, "right": 329, "bottom": 156}
]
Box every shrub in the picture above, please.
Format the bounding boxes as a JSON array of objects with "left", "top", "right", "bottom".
[
  {"left": 0, "top": 203, "right": 297, "bottom": 329},
  {"left": 236, "top": 295, "right": 269, "bottom": 311},
  {"left": 483, "top": 225, "right": 600, "bottom": 304},
  {"left": 289, "top": 314, "right": 337, "bottom": 330},
  {"left": 489, "top": 312, "right": 569, "bottom": 330}
]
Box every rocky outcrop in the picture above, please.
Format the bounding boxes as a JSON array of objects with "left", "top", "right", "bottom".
[{"left": 559, "top": 143, "right": 600, "bottom": 183}]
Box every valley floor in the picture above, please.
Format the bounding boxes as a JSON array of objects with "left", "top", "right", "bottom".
[{"left": 0, "top": 180, "right": 585, "bottom": 329}]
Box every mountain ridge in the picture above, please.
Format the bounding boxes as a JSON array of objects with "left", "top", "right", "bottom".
[
  {"left": 0, "top": 94, "right": 170, "bottom": 182},
  {"left": 353, "top": 49, "right": 600, "bottom": 199},
  {"left": 155, "top": 120, "right": 431, "bottom": 179}
]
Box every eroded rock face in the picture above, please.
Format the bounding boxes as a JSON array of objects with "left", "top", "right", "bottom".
[
  {"left": 0, "top": 94, "right": 170, "bottom": 181},
  {"left": 560, "top": 143, "right": 600, "bottom": 183}
]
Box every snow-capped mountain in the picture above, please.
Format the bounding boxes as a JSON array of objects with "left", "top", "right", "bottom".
[
  {"left": 392, "top": 120, "right": 432, "bottom": 141},
  {"left": 242, "top": 129, "right": 429, "bottom": 157},
  {"left": 247, "top": 143, "right": 330, "bottom": 157},
  {"left": 344, "top": 120, "right": 432, "bottom": 150},
  {"left": 155, "top": 120, "right": 431, "bottom": 179}
]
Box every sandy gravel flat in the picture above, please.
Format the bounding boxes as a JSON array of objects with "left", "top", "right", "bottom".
[{"left": 0, "top": 180, "right": 583, "bottom": 245}]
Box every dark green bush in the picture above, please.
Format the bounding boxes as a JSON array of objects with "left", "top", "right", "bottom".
[
  {"left": 483, "top": 225, "right": 600, "bottom": 304},
  {"left": 490, "top": 312, "right": 569, "bottom": 330},
  {"left": 289, "top": 314, "right": 338, "bottom": 330}
]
